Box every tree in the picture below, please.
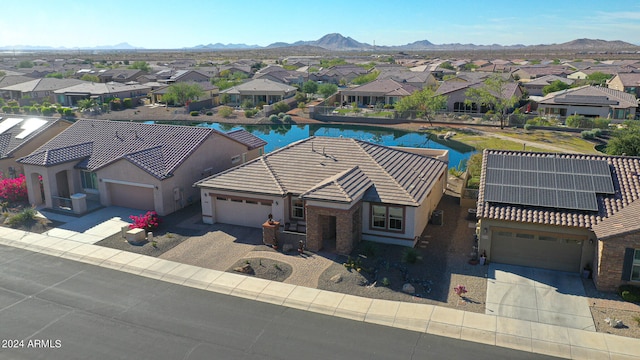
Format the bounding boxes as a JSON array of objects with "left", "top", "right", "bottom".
[
  {"left": 302, "top": 81, "right": 318, "bottom": 97},
  {"left": 606, "top": 128, "right": 640, "bottom": 156},
  {"left": 128, "top": 61, "right": 151, "bottom": 72},
  {"left": 318, "top": 83, "right": 338, "bottom": 99},
  {"left": 81, "top": 74, "right": 100, "bottom": 82},
  {"left": 351, "top": 70, "right": 379, "bottom": 85},
  {"left": 394, "top": 87, "right": 447, "bottom": 125},
  {"left": 219, "top": 93, "right": 230, "bottom": 105},
  {"left": 586, "top": 71, "right": 612, "bottom": 86},
  {"left": 17, "top": 61, "right": 33, "bottom": 68},
  {"left": 464, "top": 75, "right": 521, "bottom": 129},
  {"left": 77, "top": 98, "right": 98, "bottom": 112},
  {"left": 163, "top": 83, "right": 204, "bottom": 106},
  {"left": 438, "top": 62, "right": 455, "bottom": 70},
  {"left": 217, "top": 106, "right": 233, "bottom": 118},
  {"left": 45, "top": 72, "right": 64, "bottom": 79},
  {"left": 272, "top": 102, "right": 289, "bottom": 113},
  {"left": 542, "top": 80, "right": 571, "bottom": 95},
  {"left": 565, "top": 115, "right": 594, "bottom": 128}
]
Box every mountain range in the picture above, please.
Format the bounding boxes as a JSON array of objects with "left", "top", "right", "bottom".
[{"left": 1, "top": 34, "right": 638, "bottom": 51}]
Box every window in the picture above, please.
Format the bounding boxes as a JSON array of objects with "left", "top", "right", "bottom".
[
  {"left": 80, "top": 171, "right": 98, "bottom": 190},
  {"left": 515, "top": 233, "right": 535, "bottom": 239},
  {"left": 291, "top": 198, "right": 304, "bottom": 219},
  {"left": 632, "top": 250, "right": 640, "bottom": 281},
  {"left": 231, "top": 155, "right": 241, "bottom": 164},
  {"left": 370, "top": 204, "right": 404, "bottom": 232}
]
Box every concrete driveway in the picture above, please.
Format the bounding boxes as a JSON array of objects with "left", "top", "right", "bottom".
[{"left": 485, "top": 263, "right": 595, "bottom": 331}]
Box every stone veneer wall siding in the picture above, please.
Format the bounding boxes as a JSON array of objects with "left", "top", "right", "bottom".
[
  {"left": 305, "top": 204, "right": 361, "bottom": 254},
  {"left": 594, "top": 233, "right": 639, "bottom": 292}
]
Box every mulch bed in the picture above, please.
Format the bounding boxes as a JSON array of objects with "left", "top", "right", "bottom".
[
  {"left": 227, "top": 258, "right": 292, "bottom": 283},
  {"left": 0, "top": 202, "right": 65, "bottom": 234}
]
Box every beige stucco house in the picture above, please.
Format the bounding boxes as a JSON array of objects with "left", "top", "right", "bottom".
[
  {"left": 339, "top": 79, "right": 419, "bottom": 107},
  {"left": 536, "top": 85, "right": 637, "bottom": 120},
  {"left": 18, "top": 119, "right": 266, "bottom": 216},
  {"left": 196, "top": 136, "right": 448, "bottom": 254},
  {"left": 0, "top": 116, "right": 72, "bottom": 177},
  {"left": 221, "top": 79, "right": 297, "bottom": 107},
  {"left": 476, "top": 149, "right": 640, "bottom": 291},
  {"left": 607, "top": 72, "right": 640, "bottom": 98}
]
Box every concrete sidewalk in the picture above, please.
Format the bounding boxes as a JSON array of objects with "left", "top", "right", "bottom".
[{"left": 0, "top": 227, "right": 638, "bottom": 359}]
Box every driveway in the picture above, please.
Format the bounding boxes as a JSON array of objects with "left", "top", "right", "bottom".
[{"left": 485, "top": 263, "right": 595, "bottom": 331}]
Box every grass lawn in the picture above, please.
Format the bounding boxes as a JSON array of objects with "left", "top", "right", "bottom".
[
  {"left": 453, "top": 133, "right": 549, "bottom": 152},
  {"left": 498, "top": 129, "right": 601, "bottom": 154}
]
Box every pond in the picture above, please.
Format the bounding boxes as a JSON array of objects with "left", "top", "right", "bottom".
[{"left": 149, "top": 122, "right": 477, "bottom": 170}]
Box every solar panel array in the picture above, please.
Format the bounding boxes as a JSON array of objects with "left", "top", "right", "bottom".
[{"left": 484, "top": 154, "right": 614, "bottom": 212}]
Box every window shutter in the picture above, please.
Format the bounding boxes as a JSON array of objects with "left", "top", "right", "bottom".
[{"left": 621, "top": 248, "right": 635, "bottom": 281}]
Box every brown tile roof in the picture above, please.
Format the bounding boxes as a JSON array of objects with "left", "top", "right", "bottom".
[
  {"left": 300, "top": 166, "right": 372, "bottom": 203},
  {"left": 592, "top": 200, "right": 640, "bottom": 239},
  {"left": 224, "top": 129, "right": 267, "bottom": 150},
  {"left": 340, "top": 79, "right": 419, "bottom": 97},
  {"left": 17, "top": 119, "right": 237, "bottom": 180},
  {"left": 477, "top": 149, "right": 640, "bottom": 229},
  {"left": 538, "top": 85, "right": 637, "bottom": 109},
  {"left": 196, "top": 137, "right": 448, "bottom": 206}
]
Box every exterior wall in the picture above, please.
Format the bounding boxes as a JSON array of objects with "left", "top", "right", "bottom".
[
  {"left": 594, "top": 233, "right": 640, "bottom": 291},
  {"left": 478, "top": 218, "right": 595, "bottom": 271},
  {"left": 362, "top": 203, "right": 416, "bottom": 246},
  {"left": 0, "top": 120, "right": 71, "bottom": 176},
  {"left": 23, "top": 162, "right": 81, "bottom": 208},
  {"left": 443, "top": 88, "right": 480, "bottom": 113},
  {"left": 538, "top": 104, "right": 610, "bottom": 119},
  {"left": 607, "top": 76, "right": 625, "bottom": 92},
  {"left": 96, "top": 159, "right": 163, "bottom": 212},
  {"left": 412, "top": 170, "right": 447, "bottom": 243}
]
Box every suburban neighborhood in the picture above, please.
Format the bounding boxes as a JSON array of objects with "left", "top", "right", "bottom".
[{"left": 2, "top": 30, "right": 640, "bottom": 359}]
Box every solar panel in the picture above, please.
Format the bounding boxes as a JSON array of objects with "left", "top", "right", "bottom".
[
  {"left": 483, "top": 154, "right": 614, "bottom": 212},
  {"left": 484, "top": 184, "right": 503, "bottom": 202},
  {"left": 593, "top": 175, "right": 615, "bottom": 194},
  {"left": 15, "top": 118, "right": 47, "bottom": 139},
  {"left": 555, "top": 158, "right": 574, "bottom": 173},
  {"left": 556, "top": 173, "right": 575, "bottom": 190},
  {"left": 0, "top": 118, "right": 23, "bottom": 135},
  {"left": 520, "top": 187, "right": 538, "bottom": 206},
  {"left": 503, "top": 186, "right": 520, "bottom": 204},
  {"left": 486, "top": 154, "right": 504, "bottom": 169},
  {"left": 590, "top": 160, "right": 611, "bottom": 176},
  {"left": 538, "top": 157, "right": 556, "bottom": 172},
  {"left": 576, "top": 191, "right": 598, "bottom": 211},
  {"left": 538, "top": 189, "right": 557, "bottom": 207},
  {"left": 521, "top": 171, "right": 538, "bottom": 187},
  {"left": 574, "top": 175, "right": 594, "bottom": 192},
  {"left": 557, "top": 190, "right": 577, "bottom": 209}
]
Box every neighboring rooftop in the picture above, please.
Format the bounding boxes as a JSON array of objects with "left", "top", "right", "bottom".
[{"left": 225, "top": 129, "right": 267, "bottom": 150}]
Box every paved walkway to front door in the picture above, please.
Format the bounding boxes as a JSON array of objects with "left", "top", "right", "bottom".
[{"left": 485, "top": 263, "right": 595, "bottom": 331}]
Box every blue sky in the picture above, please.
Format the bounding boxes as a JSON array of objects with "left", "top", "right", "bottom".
[{"left": 2, "top": 0, "right": 639, "bottom": 48}]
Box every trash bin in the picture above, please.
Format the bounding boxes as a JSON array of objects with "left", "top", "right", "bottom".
[
  {"left": 467, "top": 208, "right": 477, "bottom": 221},
  {"left": 431, "top": 209, "right": 443, "bottom": 225}
]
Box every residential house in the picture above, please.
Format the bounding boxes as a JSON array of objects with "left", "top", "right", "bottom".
[
  {"left": 311, "top": 65, "right": 369, "bottom": 85},
  {"left": 568, "top": 66, "right": 635, "bottom": 81},
  {"left": 156, "top": 69, "right": 211, "bottom": 84},
  {"left": 607, "top": 73, "right": 640, "bottom": 98},
  {"left": 0, "top": 78, "right": 85, "bottom": 105},
  {"left": 18, "top": 120, "right": 266, "bottom": 216},
  {"left": 522, "top": 75, "right": 575, "bottom": 97},
  {"left": 97, "top": 69, "right": 147, "bottom": 83},
  {"left": 435, "top": 77, "right": 523, "bottom": 113},
  {"left": 253, "top": 65, "right": 305, "bottom": 86},
  {"left": 476, "top": 149, "right": 640, "bottom": 291},
  {"left": 339, "top": 79, "right": 419, "bottom": 107},
  {"left": 536, "top": 85, "right": 637, "bottom": 120},
  {"left": 376, "top": 68, "right": 437, "bottom": 89},
  {"left": 53, "top": 82, "right": 151, "bottom": 107},
  {"left": 0, "top": 116, "right": 72, "bottom": 177},
  {"left": 513, "top": 66, "right": 572, "bottom": 81},
  {"left": 220, "top": 79, "right": 297, "bottom": 107},
  {"left": 149, "top": 82, "right": 219, "bottom": 105},
  {"left": 196, "top": 136, "right": 448, "bottom": 254}
]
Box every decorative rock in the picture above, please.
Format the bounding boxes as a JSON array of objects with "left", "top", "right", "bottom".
[
  {"left": 234, "top": 264, "right": 254, "bottom": 275},
  {"left": 283, "top": 243, "right": 294, "bottom": 252},
  {"left": 402, "top": 283, "right": 415, "bottom": 294},
  {"left": 330, "top": 274, "right": 343, "bottom": 283}
]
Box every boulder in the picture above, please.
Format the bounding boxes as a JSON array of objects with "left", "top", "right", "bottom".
[
  {"left": 402, "top": 283, "right": 415, "bottom": 294},
  {"left": 234, "top": 264, "right": 254, "bottom": 275},
  {"left": 330, "top": 274, "right": 343, "bottom": 283}
]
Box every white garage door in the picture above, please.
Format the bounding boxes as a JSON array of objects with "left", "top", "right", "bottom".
[
  {"left": 108, "top": 183, "right": 154, "bottom": 211},
  {"left": 214, "top": 196, "right": 272, "bottom": 228},
  {"left": 491, "top": 230, "right": 583, "bottom": 272}
]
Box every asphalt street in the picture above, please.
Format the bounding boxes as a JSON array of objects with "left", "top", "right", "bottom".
[{"left": 0, "top": 245, "right": 560, "bottom": 360}]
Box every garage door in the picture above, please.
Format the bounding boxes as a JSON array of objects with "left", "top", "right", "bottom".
[
  {"left": 214, "top": 197, "right": 272, "bottom": 228},
  {"left": 108, "top": 183, "right": 154, "bottom": 211},
  {"left": 491, "top": 230, "right": 583, "bottom": 272}
]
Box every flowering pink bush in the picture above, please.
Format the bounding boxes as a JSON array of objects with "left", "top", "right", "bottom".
[
  {"left": 0, "top": 174, "right": 28, "bottom": 203},
  {"left": 129, "top": 211, "right": 162, "bottom": 231},
  {"left": 453, "top": 285, "right": 468, "bottom": 297}
]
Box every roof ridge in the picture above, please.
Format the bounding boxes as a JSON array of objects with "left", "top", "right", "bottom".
[
  {"left": 301, "top": 166, "right": 360, "bottom": 201},
  {"left": 261, "top": 156, "right": 286, "bottom": 195},
  {"left": 355, "top": 140, "right": 418, "bottom": 205}
]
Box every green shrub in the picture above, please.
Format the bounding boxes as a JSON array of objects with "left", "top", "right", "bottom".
[
  {"left": 122, "top": 98, "right": 133, "bottom": 109},
  {"left": 190, "top": 111, "right": 199, "bottom": 116},
  {"left": 1, "top": 106, "right": 10, "bottom": 113},
  {"left": 5, "top": 207, "right": 37, "bottom": 228},
  {"left": 619, "top": 285, "right": 640, "bottom": 303},
  {"left": 241, "top": 99, "right": 254, "bottom": 109},
  {"left": 11, "top": 106, "right": 20, "bottom": 114},
  {"left": 41, "top": 107, "right": 54, "bottom": 116},
  {"left": 593, "top": 118, "right": 610, "bottom": 129},
  {"left": 57, "top": 107, "right": 65, "bottom": 115},
  {"left": 273, "top": 101, "right": 290, "bottom": 113},
  {"left": 110, "top": 98, "right": 122, "bottom": 110},
  {"left": 29, "top": 106, "right": 39, "bottom": 114},
  {"left": 383, "top": 104, "right": 394, "bottom": 109},
  {"left": 244, "top": 109, "right": 257, "bottom": 118},
  {"left": 402, "top": 248, "right": 421, "bottom": 264},
  {"left": 282, "top": 115, "right": 292, "bottom": 123},
  {"left": 381, "top": 277, "right": 390, "bottom": 287},
  {"left": 581, "top": 130, "right": 595, "bottom": 140},
  {"left": 256, "top": 101, "right": 266, "bottom": 109},
  {"left": 268, "top": 114, "right": 280, "bottom": 123},
  {"left": 218, "top": 106, "right": 233, "bottom": 118},
  {"left": 63, "top": 108, "right": 75, "bottom": 117},
  {"left": 278, "top": 112, "right": 286, "bottom": 119},
  {"left": 524, "top": 123, "right": 533, "bottom": 131},
  {"left": 205, "top": 111, "right": 213, "bottom": 116}
]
